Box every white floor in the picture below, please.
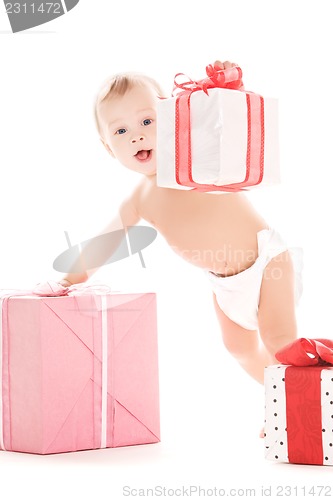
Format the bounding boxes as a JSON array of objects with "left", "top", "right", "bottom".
[
  {"left": 2, "top": 358, "right": 332, "bottom": 499},
  {"left": 2, "top": 265, "right": 333, "bottom": 499}
]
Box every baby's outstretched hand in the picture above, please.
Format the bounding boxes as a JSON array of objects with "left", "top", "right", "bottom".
[
  {"left": 209, "top": 60, "right": 244, "bottom": 90},
  {"left": 213, "top": 60, "right": 238, "bottom": 71}
]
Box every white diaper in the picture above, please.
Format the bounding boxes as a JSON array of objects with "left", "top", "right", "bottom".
[{"left": 206, "top": 228, "right": 303, "bottom": 330}]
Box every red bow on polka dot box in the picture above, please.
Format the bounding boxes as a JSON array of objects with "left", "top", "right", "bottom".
[{"left": 264, "top": 338, "right": 333, "bottom": 466}]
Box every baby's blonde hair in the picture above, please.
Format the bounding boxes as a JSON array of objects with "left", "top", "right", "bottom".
[{"left": 94, "top": 72, "right": 165, "bottom": 139}]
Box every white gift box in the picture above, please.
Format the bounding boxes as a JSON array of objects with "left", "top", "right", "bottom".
[{"left": 157, "top": 87, "right": 280, "bottom": 192}]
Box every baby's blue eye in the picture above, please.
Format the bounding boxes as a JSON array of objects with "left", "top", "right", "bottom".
[
  {"left": 142, "top": 119, "right": 152, "bottom": 126},
  {"left": 115, "top": 128, "right": 127, "bottom": 135}
]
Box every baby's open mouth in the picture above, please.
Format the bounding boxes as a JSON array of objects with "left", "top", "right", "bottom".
[{"left": 135, "top": 149, "right": 152, "bottom": 162}]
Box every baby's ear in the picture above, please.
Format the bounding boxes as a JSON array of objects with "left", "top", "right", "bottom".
[{"left": 100, "top": 139, "right": 115, "bottom": 158}]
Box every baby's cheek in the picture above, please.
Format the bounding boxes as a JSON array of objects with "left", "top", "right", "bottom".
[{"left": 112, "top": 143, "right": 125, "bottom": 158}]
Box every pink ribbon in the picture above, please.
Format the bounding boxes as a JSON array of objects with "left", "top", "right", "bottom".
[
  {"left": 173, "top": 64, "right": 265, "bottom": 192},
  {"left": 0, "top": 282, "right": 112, "bottom": 319},
  {"left": 33, "top": 280, "right": 111, "bottom": 297}
]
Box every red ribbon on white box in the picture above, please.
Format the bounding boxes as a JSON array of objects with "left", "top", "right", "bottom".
[
  {"left": 172, "top": 65, "right": 265, "bottom": 192},
  {"left": 283, "top": 365, "right": 324, "bottom": 465},
  {"left": 0, "top": 284, "right": 112, "bottom": 452},
  {"left": 275, "top": 338, "right": 333, "bottom": 465}
]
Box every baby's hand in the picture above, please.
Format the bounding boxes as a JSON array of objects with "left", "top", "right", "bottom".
[
  {"left": 209, "top": 60, "right": 244, "bottom": 90},
  {"left": 213, "top": 60, "right": 238, "bottom": 71},
  {"left": 58, "top": 278, "right": 73, "bottom": 288}
]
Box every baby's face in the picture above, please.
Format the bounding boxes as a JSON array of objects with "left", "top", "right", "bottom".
[{"left": 99, "top": 84, "right": 158, "bottom": 176}]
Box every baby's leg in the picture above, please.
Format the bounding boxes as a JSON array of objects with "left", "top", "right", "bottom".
[
  {"left": 257, "top": 250, "right": 298, "bottom": 362},
  {"left": 213, "top": 295, "right": 271, "bottom": 384},
  {"left": 213, "top": 249, "right": 297, "bottom": 384}
]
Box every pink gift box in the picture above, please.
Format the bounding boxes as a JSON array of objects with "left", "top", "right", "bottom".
[{"left": 0, "top": 291, "right": 160, "bottom": 454}]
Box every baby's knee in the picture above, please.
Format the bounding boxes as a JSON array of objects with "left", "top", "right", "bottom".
[
  {"left": 221, "top": 327, "right": 260, "bottom": 361},
  {"left": 222, "top": 334, "right": 242, "bottom": 358},
  {"left": 260, "top": 328, "right": 297, "bottom": 359}
]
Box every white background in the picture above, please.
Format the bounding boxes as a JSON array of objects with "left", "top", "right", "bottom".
[{"left": 1, "top": 0, "right": 333, "bottom": 498}]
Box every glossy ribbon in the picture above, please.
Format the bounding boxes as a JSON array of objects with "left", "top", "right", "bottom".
[
  {"left": 275, "top": 338, "right": 333, "bottom": 465},
  {"left": 276, "top": 337, "right": 333, "bottom": 367},
  {"left": 173, "top": 64, "right": 265, "bottom": 192},
  {"left": 0, "top": 284, "right": 112, "bottom": 452},
  {"left": 173, "top": 64, "right": 244, "bottom": 95},
  {"left": 100, "top": 294, "right": 108, "bottom": 448}
]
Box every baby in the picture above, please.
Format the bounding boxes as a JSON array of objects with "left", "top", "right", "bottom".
[{"left": 59, "top": 60, "right": 302, "bottom": 387}]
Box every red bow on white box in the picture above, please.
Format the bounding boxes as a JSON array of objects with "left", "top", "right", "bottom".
[
  {"left": 171, "top": 63, "right": 265, "bottom": 192},
  {"left": 276, "top": 337, "right": 333, "bottom": 366},
  {"left": 173, "top": 64, "right": 244, "bottom": 96}
]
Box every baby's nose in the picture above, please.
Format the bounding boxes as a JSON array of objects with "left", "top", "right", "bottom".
[{"left": 131, "top": 135, "right": 145, "bottom": 144}]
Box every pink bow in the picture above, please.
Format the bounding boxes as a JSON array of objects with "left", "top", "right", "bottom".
[
  {"left": 33, "top": 280, "right": 70, "bottom": 297},
  {"left": 173, "top": 64, "right": 244, "bottom": 96},
  {"left": 32, "top": 280, "right": 112, "bottom": 297},
  {"left": 276, "top": 337, "right": 333, "bottom": 367},
  {"left": 0, "top": 281, "right": 112, "bottom": 300}
]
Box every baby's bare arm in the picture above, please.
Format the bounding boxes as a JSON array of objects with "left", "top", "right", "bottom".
[{"left": 59, "top": 184, "right": 142, "bottom": 286}]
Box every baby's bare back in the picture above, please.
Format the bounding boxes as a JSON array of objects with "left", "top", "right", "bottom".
[{"left": 137, "top": 176, "right": 269, "bottom": 276}]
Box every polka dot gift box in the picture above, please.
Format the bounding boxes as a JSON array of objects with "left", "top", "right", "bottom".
[{"left": 264, "top": 338, "right": 333, "bottom": 466}]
